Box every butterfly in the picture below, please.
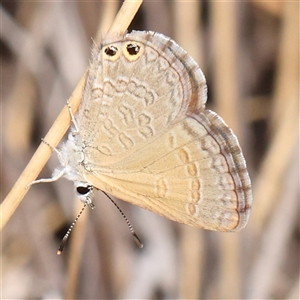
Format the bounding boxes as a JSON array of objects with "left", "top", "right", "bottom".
[{"left": 32, "top": 31, "right": 252, "bottom": 232}]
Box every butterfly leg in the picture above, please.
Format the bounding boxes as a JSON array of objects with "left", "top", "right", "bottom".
[
  {"left": 40, "top": 138, "right": 66, "bottom": 164},
  {"left": 27, "top": 168, "right": 65, "bottom": 187},
  {"left": 66, "top": 100, "right": 79, "bottom": 133},
  {"left": 26, "top": 139, "right": 66, "bottom": 188}
]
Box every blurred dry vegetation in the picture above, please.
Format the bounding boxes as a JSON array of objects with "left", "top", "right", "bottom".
[{"left": 1, "top": 1, "right": 299, "bottom": 299}]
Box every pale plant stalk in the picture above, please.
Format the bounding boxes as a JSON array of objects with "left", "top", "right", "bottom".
[
  {"left": 64, "top": 1, "right": 142, "bottom": 297},
  {"left": 0, "top": 0, "right": 143, "bottom": 231}
]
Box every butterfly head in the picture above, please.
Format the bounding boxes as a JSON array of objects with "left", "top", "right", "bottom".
[{"left": 74, "top": 181, "right": 95, "bottom": 209}]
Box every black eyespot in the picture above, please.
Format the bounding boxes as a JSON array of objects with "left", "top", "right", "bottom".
[
  {"left": 126, "top": 43, "right": 140, "bottom": 55},
  {"left": 104, "top": 46, "right": 118, "bottom": 56},
  {"left": 76, "top": 186, "right": 92, "bottom": 195}
]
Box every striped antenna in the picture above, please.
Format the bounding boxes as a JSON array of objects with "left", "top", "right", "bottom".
[
  {"left": 102, "top": 191, "right": 143, "bottom": 248},
  {"left": 57, "top": 203, "right": 88, "bottom": 255}
]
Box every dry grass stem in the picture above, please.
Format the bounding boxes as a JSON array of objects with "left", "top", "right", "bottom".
[
  {"left": 64, "top": 201, "right": 90, "bottom": 299},
  {"left": 211, "top": 3, "right": 241, "bottom": 298},
  {"left": 250, "top": 92, "right": 298, "bottom": 234},
  {"left": 107, "top": 0, "right": 142, "bottom": 35},
  {"left": 173, "top": 3, "right": 204, "bottom": 299},
  {"left": 270, "top": 2, "right": 299, "bottom": 131},
  {"left": 1, "top": 0, "right": 143, "bottom": 231}
]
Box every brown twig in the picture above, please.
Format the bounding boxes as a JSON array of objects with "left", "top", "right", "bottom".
[{"left": 0, "top": 0, "right": 143, "bottom": 231}]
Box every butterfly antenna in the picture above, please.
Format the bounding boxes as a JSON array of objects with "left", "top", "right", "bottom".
[
  {"left": 57, "top": 202, "right": 88, "bottom": 255},
  {"left": 102, "top": 191, "right": 143, "bottom": 248}
]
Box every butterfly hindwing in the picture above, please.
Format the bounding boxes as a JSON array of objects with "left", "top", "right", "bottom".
[{"left": 84, "top": 111, "right": 251, "bottom": 231}]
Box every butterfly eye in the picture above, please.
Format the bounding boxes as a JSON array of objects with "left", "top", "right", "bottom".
[
  {"left": 104, "top": 45, "right": 118, "bottom": 57},
  {"left": 76, "top": 185, "right": 92, "bottom": 195},
  {"left": 126, "top": 43, "right": 140, "bottom": 55}
]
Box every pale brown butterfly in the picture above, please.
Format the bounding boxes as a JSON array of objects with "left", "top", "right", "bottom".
[{"left": 31, "top": 31, "right": 252, "bottom": 232}]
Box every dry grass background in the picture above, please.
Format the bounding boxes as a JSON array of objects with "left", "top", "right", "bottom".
[{"left": 1, "top": 1, "right": 299, "bottom": 299}]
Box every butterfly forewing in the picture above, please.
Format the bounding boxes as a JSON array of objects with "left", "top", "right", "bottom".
[{"left": 74, "top": 31, "right": 206, "bottom": 166}]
